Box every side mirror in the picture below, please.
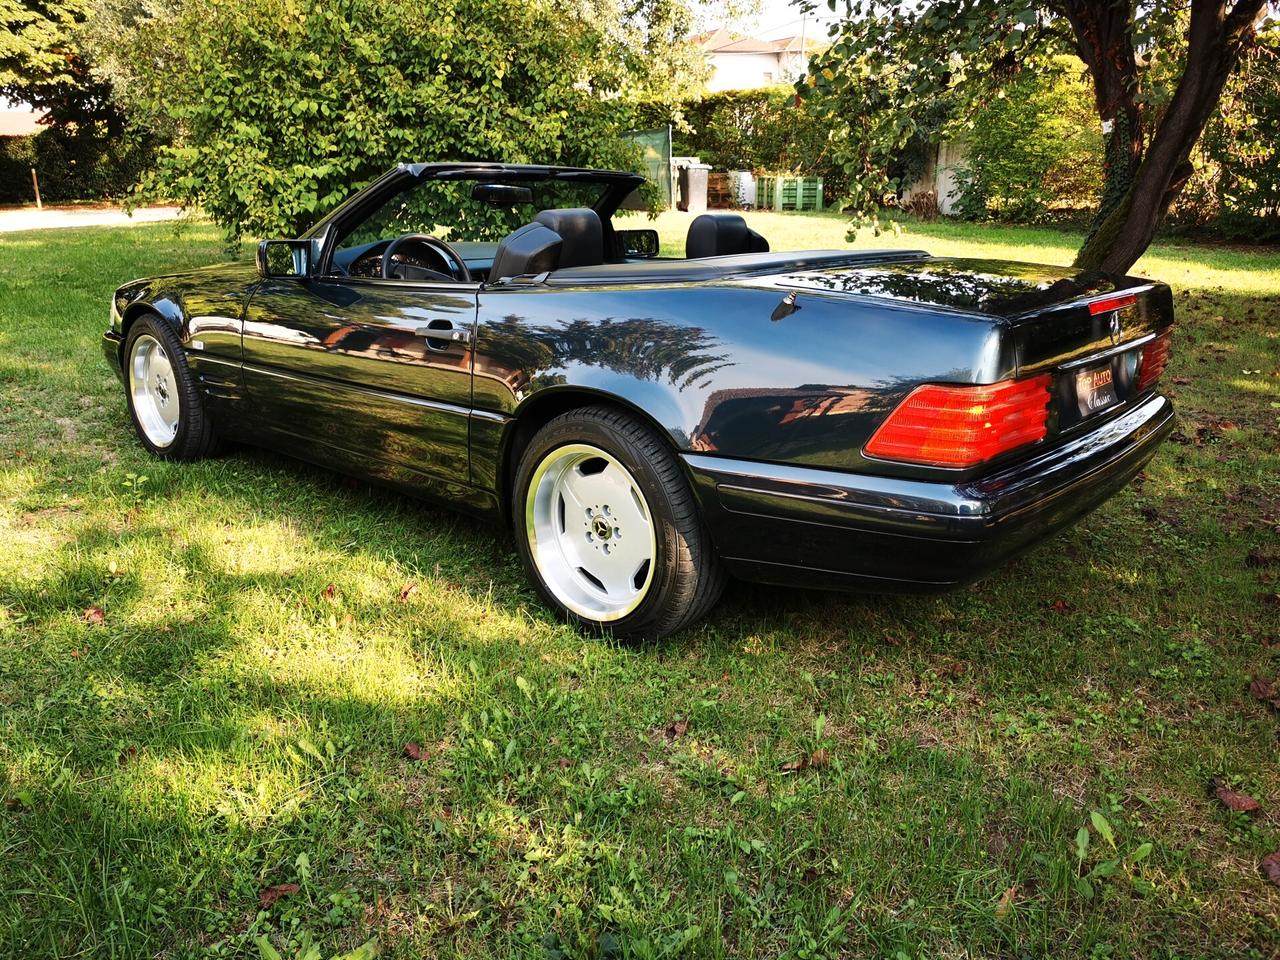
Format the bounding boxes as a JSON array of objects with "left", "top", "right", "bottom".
[
  {"left": 617, "top": 228, "right": 660, "bottom": 259},
  {"left": 257, "top": 239, "right": 314, "bottom": 279}
]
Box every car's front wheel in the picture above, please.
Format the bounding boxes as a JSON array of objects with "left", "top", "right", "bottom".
[
  {"left": 513, "top": 406, "right": 725, "bottom": 640},
  {"left": 123, "top": 314, "right": 220, "bottom": 460}
]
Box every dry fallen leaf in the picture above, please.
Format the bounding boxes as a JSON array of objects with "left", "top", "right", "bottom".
[
  {"left": 1215, "top": 785, "right": 1261, "bottom": 814},
  {"left": 398, "top": 582, "right": 417, "bottom": 603},
  {"left": 781, "top": 749, "right": 831, "bottom": 774},
  {"left": 259, "top": 883, "right": 300, "bottom": 907},
  {"left": 83, "top": 606, "right": 105, "bottom": 625},
  {"left": 1262, "top": 852, "right": 1280, "bottom": 888},
  {"left": 1250, "top": 677, "right": 1280, "bottom": 710},
  {"left": 994, "top": 884, "right": 1019, "bottom": 920},
  {"left": 402, "top": 742, "right": 425, "bottom": 762}
]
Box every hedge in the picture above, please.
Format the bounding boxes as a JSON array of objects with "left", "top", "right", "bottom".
[
  {"left": 0, "top": 126, "right": 157, "bottom": 205},
  {"left": 639, "top": 86, "right": 847, "bottom": 204}
]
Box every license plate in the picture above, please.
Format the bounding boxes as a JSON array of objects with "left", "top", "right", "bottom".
[{"left": 1076, "top": 363, "right": 1119, "bottom": 417}]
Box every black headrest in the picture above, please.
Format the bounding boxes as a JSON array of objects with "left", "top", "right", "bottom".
[
  {"left": 685, "top": 213, "right": 770, "bottom": 259},
  {"left": 534, "top": 208, "right": 604, "bottom": 268},
  {"left": 490, "top": 222, "right": 562, "bottom": 280}
]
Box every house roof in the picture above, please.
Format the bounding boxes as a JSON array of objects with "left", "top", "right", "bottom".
[{"left": 694, "top": 28, "right": 821, "bottom": 55}]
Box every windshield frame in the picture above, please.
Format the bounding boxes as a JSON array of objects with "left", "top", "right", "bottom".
[{"left": 306, "top": 163, "right": 646, "bottom": 279}]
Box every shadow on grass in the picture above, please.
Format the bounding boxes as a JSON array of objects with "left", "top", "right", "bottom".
[{"left": 2, "top": 430, "right": 1276, "bottom": 958}]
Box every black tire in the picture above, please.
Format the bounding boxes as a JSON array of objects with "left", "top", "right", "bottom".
[
  {"left": 513, "top": 405, "right": 726, "bottom": 641},
  {"left": 123, "top": 314, "right": 221, "bottom": 460}
]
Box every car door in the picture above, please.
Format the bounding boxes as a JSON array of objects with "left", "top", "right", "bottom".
[{"left": 239, "top": 274, "right": 476, "bottom": 494}]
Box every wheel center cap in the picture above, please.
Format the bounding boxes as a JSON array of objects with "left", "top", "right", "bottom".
[{"left": 591, "top": 516, "right": 612, "bottom": 540}]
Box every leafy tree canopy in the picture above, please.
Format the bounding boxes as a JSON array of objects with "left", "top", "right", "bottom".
[
  {"left": 953, "top": 56, "right": 1103, "bottom": 222},
  {"left": 0, "top": 0, "right": 122, "bottom": 132},
  {"left": 86, "top": 0, "right": 745, "bottom": 239},
  {"left": 803, "top": 0, "right": 1274, "bottom": 272}
]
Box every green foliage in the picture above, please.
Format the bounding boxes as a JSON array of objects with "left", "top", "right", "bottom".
[
  {"left": 108, "top": 0, "right": 659, "bottom": 239},
  {"left": 1172, "top": 29, "right": 1280, "bottom": 241},
  {"left": 953, "top": 60, "right": 1103, "bottom": 223},
  {"left": 639, "top": 85, "right": 847, "bottom": 201},
  {"left": 0, "top": 125, "right": 158, "bottom": 203},
  {"left": 0, "top": 0, "right": 123, "bottom": 130},
  {"left": 558, "top": 0, "right": 716, "bottom": 113},
  {"left": 0, "top": 0, "right": 155, "bottom": 204},
  {"left": 672, "top": 86, "right": 827, "bottom": 173},
  {"left": 801, "top": 0, "right": 1069, "bottom": 233},
  {"left": 802, "top": 0, "right": 1274, "bottom": 257}
]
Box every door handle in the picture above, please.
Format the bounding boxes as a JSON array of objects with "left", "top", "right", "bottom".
[{"left": 415, "top": 320, "right": 472, "bottom": 350}]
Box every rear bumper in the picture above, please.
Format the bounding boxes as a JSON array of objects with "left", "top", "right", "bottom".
[
  {"left": 684, "top": 393, "right": 1175, "bottom": 591},
  {"left": 103, "top": 330, "right": 124, "bottom": 382}
]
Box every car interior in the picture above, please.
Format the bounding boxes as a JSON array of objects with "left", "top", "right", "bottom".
[
  {"left": 328, "top": 183, "right": 776, "bottom": 286},
  {"left": 484, "top": 208, "right": 773, "bottom": 282}
]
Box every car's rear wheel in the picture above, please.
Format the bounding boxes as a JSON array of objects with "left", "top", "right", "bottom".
[
  {"left": 124, "top": 314, "right": 220, "bottom": 460},
  {"left": 513, "top": 405, "right": 726, "bottom": 640}
]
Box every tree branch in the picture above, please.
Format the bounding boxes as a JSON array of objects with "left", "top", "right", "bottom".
[{"left": 1089, "top": 0, "right": 1269, "bottom": 272}]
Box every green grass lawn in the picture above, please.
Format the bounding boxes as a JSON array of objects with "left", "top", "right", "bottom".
[{"left": 1, "top": 214, "right": 1278, "bottom": 959}]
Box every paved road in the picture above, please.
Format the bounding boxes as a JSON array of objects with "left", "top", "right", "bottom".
[{"left": 0, "top": 205, "right": 184, "bottom": 233}]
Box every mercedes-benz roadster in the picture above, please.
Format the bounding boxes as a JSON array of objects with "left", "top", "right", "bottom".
[{"left": 104, "top": 162, "right": 1174, "bottom": 639}]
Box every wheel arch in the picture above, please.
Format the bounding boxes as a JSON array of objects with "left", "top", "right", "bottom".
[
  {"left": 496, "top": 386, "right": 690, "bottom": 527},
  {"left": 118, "top": 299, "right": 186, "bottom": 361}
]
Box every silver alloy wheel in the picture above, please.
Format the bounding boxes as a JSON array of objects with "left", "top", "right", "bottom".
[
  {"left": 128, "top": 334, "right": 180, "bottom": 448},
  {"left": 526, "top": 443, "right": 657, "bottom": 622}
]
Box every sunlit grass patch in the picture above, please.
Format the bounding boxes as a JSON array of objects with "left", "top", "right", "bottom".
[{"left": 0, "top": 219, "right": 1277, "bottom": 958}]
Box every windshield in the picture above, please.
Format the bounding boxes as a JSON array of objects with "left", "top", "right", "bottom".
[{"left": 337, "top": 176, "right": 614, "bottom": 250}]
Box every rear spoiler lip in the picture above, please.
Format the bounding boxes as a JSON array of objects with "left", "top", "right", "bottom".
[{"left": 1003, "top": 280, "right": 1164, "bottom": 324}]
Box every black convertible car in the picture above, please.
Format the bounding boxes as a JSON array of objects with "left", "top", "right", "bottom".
[{"left": 104, "top": 162, "right": 1174, "bottom": 639}]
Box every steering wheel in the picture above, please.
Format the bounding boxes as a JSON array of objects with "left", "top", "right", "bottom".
[{"left": 381, "top": 233, "right": 473, "bottom": 283}]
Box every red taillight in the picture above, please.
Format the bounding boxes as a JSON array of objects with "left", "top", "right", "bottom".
[
  {"left": 1136, "top": 332, "right": 1171, "bottom": 392},
  {"left": 1087, "top": 293, "right": 1138, "bottom": 316},
  {"left": 865, "top": 375, "right": 1052, "bottom": 468}
]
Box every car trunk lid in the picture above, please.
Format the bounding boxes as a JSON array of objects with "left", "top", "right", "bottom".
[
  {"left": 777, "top": 256, "right": 1173, "bottom": 375},
  {"left": 779, "top": 255, "right": 1175, "bottom": 464}
]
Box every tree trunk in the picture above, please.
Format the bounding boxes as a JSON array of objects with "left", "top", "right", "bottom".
[
  {"left": 1057, "top": 1, "right": 1143, "bottom": 243},
  {"left": 1074, "top": 0, "right": 1268, "bottom": 274}
]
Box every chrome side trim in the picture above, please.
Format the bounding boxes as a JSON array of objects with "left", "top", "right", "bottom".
[
  {"left": 682, "top": 453, "right": 987, "bottom": 519},
  {"left": 1058, "top": 331, "right": 1158, "bottom": 370}
]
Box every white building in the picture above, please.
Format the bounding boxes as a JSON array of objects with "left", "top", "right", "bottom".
[{"left": 695, "top": 29, "right": 817, "bottom": 92}]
